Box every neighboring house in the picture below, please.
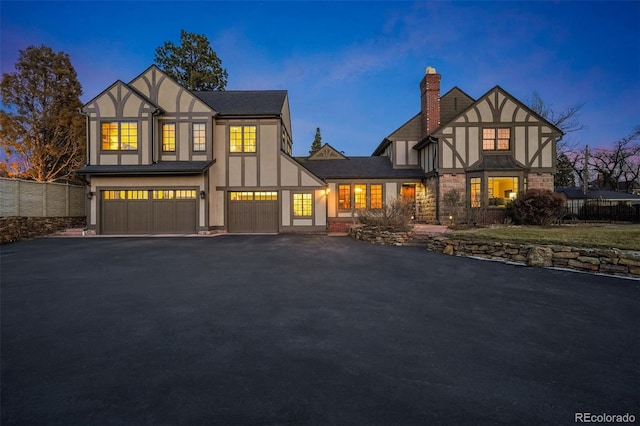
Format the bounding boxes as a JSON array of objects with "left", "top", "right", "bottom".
[
  {"left": 555, "top": 188, "right": 640, "bottom": 206},
  {"left": 79, "top": 65, "right": 325, "bottom": 234},
  {"left": 373, "top": 67, "right": 563, "bottom": 223},
  {"left": 79, "top": 65, "right": 562, "bottom": 234}
]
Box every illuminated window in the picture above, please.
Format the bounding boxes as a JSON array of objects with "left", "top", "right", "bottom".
[
  {"left": 354, "top": 184, "right": 367, "bottom": 209},
  {"left": 488, "top": 177, "right": 518, "bottom": 207},
  {"left": 103, "top": 190, "right": 148, "bottom": 200},
  {"left": 193, "top": 123, "right": 206, "bottom": 151},
  {"left": 470, "top": 178, "right": 481, "bottom": 208},
  {"left": 102, "top": 122, "right": 138, "bottom": 150},
  {"left": 370, "top": 184, "right": 383, "bottom": 209},
  {"left": 230, "top": 125, "right": 256, "bottom": 153},
  {"left": 293, "top": 193, "right": 312, "bottom": 217},
  {"left": 162, "top": 123, "right": 176, "bottom": 152},
  {"left": 338, "top": 185, "right": 351, "bottom": 210},
  {"left": 127, "top": 190, "right": 148, "bottom": 200},
  {"left": 175, "top": 190, "right": 196, "bottom": 199},
  {"left": 483, "top": 128, "right": 510, "bottom": 151},
  {"left": 254, "top": 191, "right": 277, "bottom": 201},
  {"left": 153, "top": 190, "right": 174, "bottom": 200}
]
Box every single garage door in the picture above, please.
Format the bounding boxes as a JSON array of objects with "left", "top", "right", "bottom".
[
  {"left": 228, "top": 191, "right": 278, "bottom": 233},
  {"left": 101, "top": 189, "right": 197, "bottom": 234}
]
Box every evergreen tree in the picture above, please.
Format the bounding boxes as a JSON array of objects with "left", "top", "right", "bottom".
[
  {"left": 309, "top": 127, "right": 322, "bottom": 156},
  {"left": 555, "top": 152, "right": 576, "bottom": 187},
  {"left": 0, "top": 45, "right": 85, "bottom": 182},
  {"left": 155, "top": 30, "right": 228, "bottom": 91}
]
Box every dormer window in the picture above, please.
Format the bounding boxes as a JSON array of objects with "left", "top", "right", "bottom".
[{"left": 483, "top": 128, "right": 510, "bottom": 151}]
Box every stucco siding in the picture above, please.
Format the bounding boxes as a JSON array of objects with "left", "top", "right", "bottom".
[
  {"left": 477, "top": 100, "right": 492, "bottom": 122},
  {"left": 315, "top": 189, "right": 326, "bottom": 226},
  {"left": 280, "top": 156, "right": 299, "bottom": 186},
  {"left": 99, "top": 154, "right": 118, "bottom": 165},
  {"left": 515, "top": 127, "right": 527, "bottom": 165},
  {"left": 228, "top": 157, "right": 242, "bottom": 187},
  {"left": 281, "top": 190, "right": 291, "bottom": 226},
  {"left": 396, "top": 142, "right": 407, "bottom": 165},
  {"left": 260, "top": 128, "right": 278, "bottom": 186},
  {"left": 244, "top": 156, "right": 258, "bottom": 187},
  {"left": 214, "top": 124, "right": 226, "bottom": 185}
]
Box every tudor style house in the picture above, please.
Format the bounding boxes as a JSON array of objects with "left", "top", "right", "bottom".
[
  {"left": 372, "top": 67, "right": 562, "bottom": 223},
  {"left": 79, "top": 65, "right": 325, "bottom": 234},
  {"left": 79, "top": 65, "right": 561, "bottom": 234}
]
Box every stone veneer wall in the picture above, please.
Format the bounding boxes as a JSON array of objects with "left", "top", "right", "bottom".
[
  {"left": 415, "top": 182, "right": 436, "bottom": 223},
  {"left": 425, "top": 235, "right": 640, "bottom": 278},
  {"left": 527, "top": 172, "right": 554, "bottom": 191},
  {"left": 438, "top": 173, "right": 466, "bottom": 224}
]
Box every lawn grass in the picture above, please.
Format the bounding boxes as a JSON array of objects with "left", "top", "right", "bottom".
[{"left": 447, "top": 224, "right": 640, "bottom": 251}]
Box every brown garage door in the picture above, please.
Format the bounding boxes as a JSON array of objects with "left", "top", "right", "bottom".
[
  {"left": 228, "top": 191, "right": 278, "bottom": 233},
  {"left": 101, "top": 189, "right": 197, "bottom": 234}
]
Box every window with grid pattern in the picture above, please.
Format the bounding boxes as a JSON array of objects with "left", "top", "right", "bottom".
[
  {"left": 229, "top": 126, "right": 257, "bottom": 153},
  {"left": 482, "top": 128, "right": 510, "bottom": 151},
  {"left": 354, "top": 184, "right": 367, "bottom": 209},
  {"left": 370, "top": 184, "right": 383, "bottom": 209},
  {"left": 338, "top": 185, "right": 351, "bottom": 210},
  {"left": 101, "top": 122, "right": 138, "bottom": 150},
  {"left": 193, "top": 123, "right": 206, "bottom": 151},
  {"left": 470, "top": 178, "right": 481, "bottom": 208},
  {"left": 162, "top": 123, "right": 176, "bottom": 152},
  {"left": 293, "top": 193, "right": 312, "bottom": 217}
]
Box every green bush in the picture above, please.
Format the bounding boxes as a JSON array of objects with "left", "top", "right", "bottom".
[
  {"left": 357, "top": 197, "right": 414, "bottom": 232},
  {"left": 506, "top": 189, "right": 565, "bottom": 225}
]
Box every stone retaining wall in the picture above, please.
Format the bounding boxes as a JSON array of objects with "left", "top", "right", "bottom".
[
  {"left": 350, "top": 225, "right": 412, "bottom": 246},
  {"left": 426, "top": 235, "right": 640, "bottom": 278},
  {"left": 1, "top": 217, "right": 86, "bottom": 244},
  {"left": 350, "top": 225, "right": 640, "bottom": 278}
]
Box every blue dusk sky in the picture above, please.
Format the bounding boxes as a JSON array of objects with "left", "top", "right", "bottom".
[{"left": 2, "top": 1, "right": 639, "bottom": 157}]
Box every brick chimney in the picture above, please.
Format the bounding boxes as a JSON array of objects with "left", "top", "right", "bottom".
[{"left": 420, "top": 66, "right": 441, "bottom": 138}]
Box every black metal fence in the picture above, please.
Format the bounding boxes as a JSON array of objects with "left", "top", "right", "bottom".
[{"left": 563, "top": 200, "right": 640, "bottom": 223}]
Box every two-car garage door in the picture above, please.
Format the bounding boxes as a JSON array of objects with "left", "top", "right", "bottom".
[{"left": 101, "top": 189, "right": 197, "bottom": 234}]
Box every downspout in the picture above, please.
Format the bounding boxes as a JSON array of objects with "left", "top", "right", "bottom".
[
  {"left": 151, "top": 108, "right": 162, "bottom": 163},
  {"left": 433, "top": 139, "right": 440, "bottom": 224}
]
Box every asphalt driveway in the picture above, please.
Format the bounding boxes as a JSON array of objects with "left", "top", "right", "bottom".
[{"left": 1, "top": 235, "right": 638, "bottom": 425}]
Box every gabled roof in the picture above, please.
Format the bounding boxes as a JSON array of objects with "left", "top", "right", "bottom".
[
  {"left": 82, "top": 79, "right": 160, "bottom": 112},
  {"left": 555, "top": 188, "right": 640, "bottom": 201},
  {"left": 414, "top": 85, "right": 564, "bottom": 150},
  {"left": 308, "top": 143, "right": 347, "bottom": 160},
  {"left": 295, "top": 156, "right": 424, "bottom": 180},
  {"left": 440, "top": 86, "right": 475, "bottom": 126},
  {"left": 78, "top": 161, "right": 212, "bottom": 176},
  {"left": 194, "top": 90, "right": 287, "bottom": 116},
  {"left": 372, "top": 113, "right": 421, "bottom": 156}
]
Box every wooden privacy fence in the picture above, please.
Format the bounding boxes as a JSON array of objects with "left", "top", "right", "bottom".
[{"left": 0, "top": 178, "right": 86, "bottom": 217}]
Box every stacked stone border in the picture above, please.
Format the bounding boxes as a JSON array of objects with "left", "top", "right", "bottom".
[
  {"left": 1, "top": 217, "right": 86, "bottom": 245},
  {"left": 350, "top": 225, "right": 640, "bottom": 279}
]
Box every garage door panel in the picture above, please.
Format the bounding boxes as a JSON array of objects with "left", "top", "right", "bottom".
[
  {"left": 176, "top": 201, "right": 197, "bottom": 233},
  {"left": 152, "top": 201, "right": 176, "bottom": 233},
  {"left": 102, "top": 200, "right": 127, "bottom": 234},
  {"left": 254, "top": 202, "right": 278, "bottom": 233},
  {"left": 127, "top": 202, "right": 151, "bottom": 233}
]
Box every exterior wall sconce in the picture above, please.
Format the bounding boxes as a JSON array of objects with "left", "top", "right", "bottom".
[
  {"left": 200, "top": 190, "right": 206, "bottom": 199},
  {"left": 87, "top": 191, "right": 95, "bottom": 199}
]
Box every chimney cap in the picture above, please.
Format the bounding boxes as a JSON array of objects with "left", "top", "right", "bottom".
[{"left": 426, "top": 66, "right": 437, "bottom": 74}]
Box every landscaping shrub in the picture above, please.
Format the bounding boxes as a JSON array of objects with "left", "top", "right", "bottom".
[
  {"left": 357, "top": 197, "right": 414, "bottom": 231},
  {"left": 506, "top": 189, "right": 565, "bottom": 225}
]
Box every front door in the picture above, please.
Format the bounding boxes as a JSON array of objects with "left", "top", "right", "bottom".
[{"left": 401, "top": 184, "right": 416, "bottom": 220}]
